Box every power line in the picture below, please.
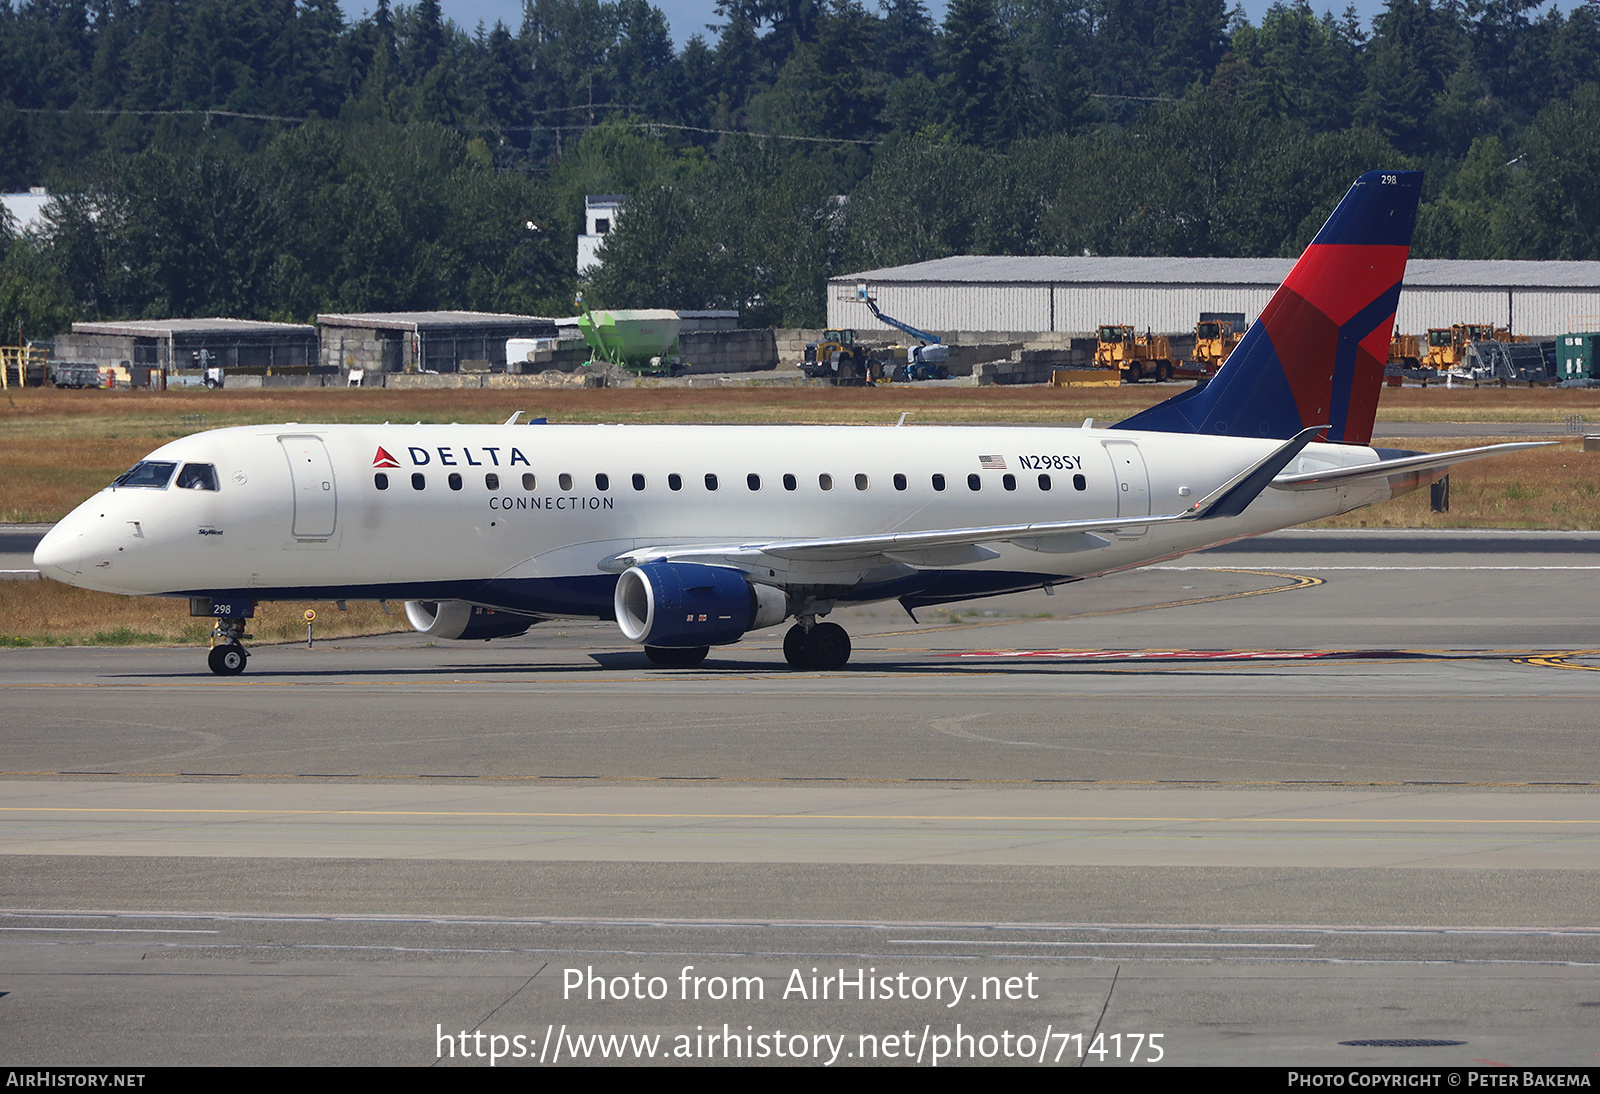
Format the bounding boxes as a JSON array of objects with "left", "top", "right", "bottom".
[
  {"left": 18, "top": 107, "right": 306, "bottom": 123},
  {"left": 18, "top": 105, "right": 884, "bottom": 146}
]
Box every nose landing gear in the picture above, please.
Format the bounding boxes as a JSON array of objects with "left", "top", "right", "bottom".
[
  {"left": 208, "top": 642, "right": 248, "bottom": 675},
  {"left": 207, "top": 615, "right": 250, "bottom": 676}
]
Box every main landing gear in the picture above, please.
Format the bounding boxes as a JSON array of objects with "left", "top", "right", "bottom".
[
  {"left": 783, "top": 621, "right": 851, "bottom": 671},
  {"left": 207, "top": 616, "right": 249, "bottom": 676}
]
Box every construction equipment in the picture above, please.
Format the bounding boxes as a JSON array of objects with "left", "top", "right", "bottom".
[
  {"left": 573, "top": 293, "right": 682, "bottom": 375},
  {"left": 1456, "top": 340, "right": 1557, "bottom": 386},
  {"left": 48, "top": 361, "right": 103, "bottom": 389},
  {"left": 1424, "top": 324, "right": 1527, "bottom": 371},
  {"left": 2, "top": 344, "right": 48, "bottom": 388},
  {"left": 1388, "top": 331, "right": 1424, "bottom": 370},
  {"left": 1190, "top": 314, "right": 1245, "bottom": 378},
  {"left": 1095, "top": 325, "right": 1176, "bottom": 383},
  {"left": 801, "top": 329, "right": 874, "bottom": 384},
  {"left": 853, "top": 282, "right": 951, "bottom": 381}
]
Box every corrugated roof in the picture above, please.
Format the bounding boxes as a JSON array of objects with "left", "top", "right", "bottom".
[
  {"left": 836, "top": 256, "right": 1600, "bottom": 289},
  {"left": 317, "top": 311, "right": 556, "bottom": 330},
  {"left": 71, "top": 317, "right": 315, "bottom": 336}
]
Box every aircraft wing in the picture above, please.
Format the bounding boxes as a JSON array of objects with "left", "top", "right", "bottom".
[
  {"left": 1269, "top": 441, "right": 1550, "bottom": 491},
  {"left": 605, "top": 511, "right": 1184, "bottom": 571},
  {"left": 603, "top": 428, "right": 1325, "bottom": 571}
]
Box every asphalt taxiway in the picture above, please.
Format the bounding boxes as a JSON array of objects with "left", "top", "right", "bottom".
[{"left": 2, "top": 529, "right": 1598, "bottom": 1066}]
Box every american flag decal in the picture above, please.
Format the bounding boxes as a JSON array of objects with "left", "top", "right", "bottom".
[{"left": 978, "top": 455, "right": 1006, "bottom": 470}]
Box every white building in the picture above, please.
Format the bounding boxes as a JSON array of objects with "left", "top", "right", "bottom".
[
  {"left": 577, "top": 194, "right": 624, "bottom": 275},
  {"left": 829, "top": 256, "right": 1600, "bottom": 338},
  {"left": 1, "top": 188, "right": 51, "bottom": 233}
]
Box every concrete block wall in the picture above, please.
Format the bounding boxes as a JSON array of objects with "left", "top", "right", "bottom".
[
  {"left": 52, "top": 333, "right": 137, "bottom": 370},
  {"left": 508, "top": 340, "right": 590, "bottom": 374},
  {"left": 974, "top": 359, "right": 1061, "bottom": 385},
  {"left": 679, "top": 328, "right": 778, "bottom": 374},
  {"left": 773, "top": 329, "right": 824, "bottom": 368},
  {"left": 322, "top": 328, "right": 408, "bottom": 373}
]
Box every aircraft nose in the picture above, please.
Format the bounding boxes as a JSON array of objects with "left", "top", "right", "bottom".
[{"left": 32, "top": 522, "right": 84, "bottom": 580}]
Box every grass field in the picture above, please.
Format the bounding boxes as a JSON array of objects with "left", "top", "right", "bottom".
[
  {"left": 0, "top": 581, "right": 397, "bottom": 648},
  {"left": 2, "top": 382, "right": 1597, "bottom": 647},
  {"left": 4, "top": 383, "right": 1599, "bottom": 524}
]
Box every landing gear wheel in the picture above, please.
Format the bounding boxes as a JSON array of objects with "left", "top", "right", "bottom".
[
  {"left": 783, "top": 624, "right": 808, "bottom": 667},
  {"left": 802, "top": 622, "right": 851, "bottom": 671},
  {"left": 208, "top": 643, "right": 248, "bottom": 676},
  {"left": 645, "top": 645, "right": 710, "bottom": 668}
]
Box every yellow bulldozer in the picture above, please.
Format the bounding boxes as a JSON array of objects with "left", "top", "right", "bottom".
[
  {"left": 1095, "top": 325, "right": 1176, "bottom": 383},
  {"left": 1191, "top": 317, "right": 1243, "bottom": 376}
]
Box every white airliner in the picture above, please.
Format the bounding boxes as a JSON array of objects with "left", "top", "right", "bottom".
[{"left": 34, "top": 172, "right": 1542, "bottom": 674}]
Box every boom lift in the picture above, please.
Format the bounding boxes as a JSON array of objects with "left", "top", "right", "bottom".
[{"left": 854, "top": 282, "right": 951, "bottom": 381}]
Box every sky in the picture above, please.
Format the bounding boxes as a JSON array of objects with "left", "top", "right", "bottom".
[{"left": 343, "top": 0, "right": 1576, "bottom": 49}]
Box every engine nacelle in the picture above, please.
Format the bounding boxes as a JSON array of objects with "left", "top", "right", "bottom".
[
  {"left": 403, "top": 600, "right": 538, "bottom": 641},
  {"left": 613, "top": 562, "right": 787, "bottom": 648}
]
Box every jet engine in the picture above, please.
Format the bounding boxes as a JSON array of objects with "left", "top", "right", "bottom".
[
  {"left": 403, "top": 600, "right": 538, "bottom": 641},
  {"left": 613, "top": 562, "right": 787, "bottom": 648}
]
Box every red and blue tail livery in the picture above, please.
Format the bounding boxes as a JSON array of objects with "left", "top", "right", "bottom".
[{"left": 1114, "top": 170, "right": 1423, "bottom": 446}]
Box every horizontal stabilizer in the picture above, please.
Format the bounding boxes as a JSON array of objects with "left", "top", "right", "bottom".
[{"left": 1270, "top": 442, "right": 1551, "bottom": 491}]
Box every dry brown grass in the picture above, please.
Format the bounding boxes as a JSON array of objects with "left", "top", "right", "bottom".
[
  {"left": 1313, "top": 436, "right": 1600, "bottom": 529},
  {"left": 0, "top": 576, "right": 399, "bottom": 647},
  {"left": 6, "top": 383, "right": 1600, "bottom": 522}
]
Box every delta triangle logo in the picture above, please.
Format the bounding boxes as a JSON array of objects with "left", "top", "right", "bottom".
[{"left": 373, "top": 446, "right": 400, "bottom": 468}]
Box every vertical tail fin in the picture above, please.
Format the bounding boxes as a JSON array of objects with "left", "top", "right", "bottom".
[{"left": 1112, "top": 171, "right": 1422, "bottom": 445}]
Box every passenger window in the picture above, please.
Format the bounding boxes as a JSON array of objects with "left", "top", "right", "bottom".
[
  {"left": 747, "top": 473, "right": 760, "bottom": 491},
  {"left": 412, "top": 473, "right": 426, "bottom": 491},
  {"left": 1002, "top": 473, "right": 1016, "bottom": 491},
  {"left": 485, "top": 473, "right": 499, "bottom": 490},
  {"left": 669, "top": 474, "right": 682, "bottom": 491},
  {"left": 632, "top": 473, "right": 646, "bottom": 491},
  {"left": 1073, "top": 473, "right": 1087, "bottom": 491},
  {"left": 819, "top": 473, "right": 833, "bottom": 491},
  {"left": 783, "top": 473, "right": 797, "bottom": 491},
  {"left": 967, "top": 473, "right": 981, "bottom": 491},
  {"left": 522, "top": 472, "right": 536, "bottom": 490},
  {"left": 596, "top": 473, "right": 609, "bottom": 491},
  {"left": 175, "top": 463, "right": 219, "bottom": 490},
  {"left": 893, "top": 473, "right": 907, "bottom": 491},
  {"left": 448, "top": 472, "right": 463, "bottom": 491},
  {"left": 1038, "top": 474, "right": 1051, "bottom": 491},
  {"left": 559, "top": 473, "right": 573, "bottom": 491},
  {"left": 855, "top": 473, "right": 869, "bottom": 491},
  {"left": 705, "top": 473, "right": 719, "bottom": 491},
  {"left": 375, "top": 473, "right": 389, "bottom": 491},
  {"left": 932, "top": 474, "right": 945, "bottom": 491}
]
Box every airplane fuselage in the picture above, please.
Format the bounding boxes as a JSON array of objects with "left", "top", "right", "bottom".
[{"left": 35, "top": 422, "right": 1390, "bottom": 618}]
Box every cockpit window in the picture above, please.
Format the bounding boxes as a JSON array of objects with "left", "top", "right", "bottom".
[
  {"left": 175, "top": 463, "right": 219, "bottom": 491},
  {"left": 111, "top": 461, "right": 178, "bottom": 489}
]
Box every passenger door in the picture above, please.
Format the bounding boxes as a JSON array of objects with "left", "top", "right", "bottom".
[{"left": 279, "top": 436, "right": 337, "bottom": 540}]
